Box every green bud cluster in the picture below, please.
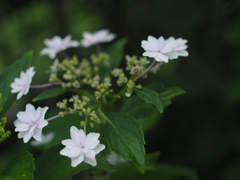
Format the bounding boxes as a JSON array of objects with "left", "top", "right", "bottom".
[
  {"left": 49, "top": 57, "right": 81, "bottom": 88},
  {"left": 126, "top": 55, "right": 150, "bottom": 78},
  {"left": 94, "top": 77, "right": 113, "bottom": 100},
  {"left": 57, "top": 95, "right": 100, "bottom": 127},
  {"left": 91, "top": 53, "right": 110, "bottom": 68},
  {"left": 0, "top": 94, "right": 11, "bottom": 143},
  {"left": 112, "top": 69, "right": 128, "bottom": 86}
]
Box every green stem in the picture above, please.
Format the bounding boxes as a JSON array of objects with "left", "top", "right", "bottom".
[
  {"left": 97, "top": 107, "right": 109, "bottom": 124},
  {"left": 134, "top": 60, "right": 156, "bottom": 81}
]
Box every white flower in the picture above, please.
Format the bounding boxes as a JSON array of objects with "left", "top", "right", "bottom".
[
  {"left": 40, "top": 35, "right": 79, "bottom": 59},
  {"left": 60, "top": 126, "right": 105, "bottom": 167},
  {"left": 81, "top": 29, "right": 116, "bottom": 47},
  {"left": 14, "top": 104, "right": 49, "bottom": 143},
  {"left": 11, "top": 67, "right": 35, "bottom": 100},
  {"left": 164, "top": 37, "right": 189, "bottom": 59},
  {"left": 141, "top": 36, "right": 175, "bottom": 63},
  {"left": 30, "top": 132, "right": 54, "bottom": 146}
]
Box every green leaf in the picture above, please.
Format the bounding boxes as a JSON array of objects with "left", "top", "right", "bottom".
[
  {"left": 35, "top": 144, "right": 115, "bottom": 180},
  {"left": 0, "top": 52, "right": 32, "bottom": 117},
  {"left": 159, "top": 87, "right": 186, "bottom": 108},
  {"left": 1, "top": 151, "right": 34, "bottom": 180},
  {"left": 134, "top": 87, "right": 163, "bottom": 113},
  {"left": 105, "top": 113, "right": 146, "bottom": 173},
  {"left": 33, "top": 87, "right": 68, "bottom": 102},
  {"left": 105, "top": 38, "right": 127, "bottom": 69},
  {"left": 123, "top": 96, "right": 160, "bottom": 133}
]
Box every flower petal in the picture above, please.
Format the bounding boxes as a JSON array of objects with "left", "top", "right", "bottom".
[
  {"left": 71, "top": 152, "right": 84, "bottom": 167},
  {"left": 85, "top": 132, "right": 100, "bottom": 149},
  {"left": 94, "top": 144, "right": 105, "bottom": 154},
  {"left": 83, "top": 157, "right": 97, "bottom": 166}
]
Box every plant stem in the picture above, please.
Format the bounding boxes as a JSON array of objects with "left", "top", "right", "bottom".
[
  {"left": 30, "top": 82, "right": 61, "bottom": 88},
  {"left": 84, "top": 118, "right": 88, "bottom": 133},
  {"left": 151, "top": 61, "right": 164, "bottom": 71},
  {"left": 61, "top": 51, "right": 71, "bottom": 59},
  {"left": 46, "top": 112, "right": 70, "bottom": 121},
  {"left": 96, "top": 44, "right": 102, "bottom": 55},
  {"left": 134, "top": 60, "right": 156, "bottom": 81}
]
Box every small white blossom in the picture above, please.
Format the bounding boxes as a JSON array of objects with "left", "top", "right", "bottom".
[
  {"left": 11, "top": 67, "right": 35, "bottom": 100},
  {"left": 30, "top": 132, "right": 54, "bottom": 146},
  {"left": 164, "top": 37, "right": 189, "bottom": 60},
  {"left": 141, "top": 36, "right": 175, "bottom": 63},
  {"left": 81, "top": 29, "right": 116, "bottom": 47},
  {"left": 40, "top": 35, "right": 79, "bottom": 59},
  {"left": 60, "top": 126, "right": 105, "bottom": 167},
  {"left": 14, "top": 104, "right": 49, "bottom": 143}
]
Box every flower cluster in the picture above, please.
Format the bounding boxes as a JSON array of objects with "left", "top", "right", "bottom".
[
  {"left": 141, "top": 36, "right": 188, "bottom": 63},
  {"left": 8, "top": 29, "right": 189, "bottom": 169}
]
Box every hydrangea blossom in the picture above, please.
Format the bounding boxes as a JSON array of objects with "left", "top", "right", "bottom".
[
  {"left": 165, "top": 37, "right": 188, "bottom": 59},
  {"left": 81, "top": 29, "right": 116, "bottom": 47},
  {"left": 14, "top": 104, "right": 49, "bottom": 143},
  {"left": 141, "top": 36, "right": 188, "bottom": 62},
  {"left": 30, "top": 132, "right": 54, "bottom": 146},
  {"left": 60, "top": 126, "right": 105, "bottom": 167},
  {"left": 40, "top": 35, "right": 79, "bottom": 59},
  {"left": 11, "top": 67, "right": 35, "bottom": 100}
]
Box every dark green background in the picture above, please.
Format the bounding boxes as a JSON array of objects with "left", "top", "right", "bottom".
[{"left": 1, "top": 0, "right": 240, "bottom": 179}]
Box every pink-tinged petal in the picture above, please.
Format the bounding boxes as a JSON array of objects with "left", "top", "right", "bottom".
[
  {"left": 60, "top": 147, "right": 70, "bottom": 156},
  {"left": 23, "top": 131, "right": 34, "bottom": 143},
  {"left": 161, "top": 40, "right": 175, "bottom": 53},
  {"left": 163, "top": 52, "right": 178, "bottom": 60},
  {"left": 62, "top": 139, "right": 78, "bottom": 149},
  {"left": 85, "top": 133, "right": 100, "bottom": 149},
  {"left": 83, "top": 157, "right": 97, "bottom": 166},
  {"left": 11, "top": 85, "right": 23, "bottom": 93},
  {"left": 39, "top": 106, "right": 49, "bottom": 120},
  {"left": 34, "top": 108, "right": 42, "bottom": 121},
  {"left": 174, "top": 50, "right": 189, "bottom": 57},
  {"left": 104, "top": 34, "right": 116, "bottom": 42},
  {"left": 14, "top": 119, "right": 25, "bottom": 127},
  {"left": 142, "top": 52, "right": 159, "bottom": 58},
  {"left": 74, "top": 129, "right": 86, "bottom": 146},
  {"left": 70, "top": 126, "right": 79, "bottom": 139},
  {"left": 71, "top": 153, "right": 84, "bottom": 167},
  {"left": 94, "top": 144, "right": 105, "bottom": 154},
  {"left": 155, "top": 53, "right": 169, "bottom": 62},
  {"left": 17, "top": 112, "right": 32, "bottom": 122},
  {"left": 147, "top": 36, "right": 157, "bottom": 42},
  {"left": 17, "top": 91, "right": 24, "bottom": 100},
  {"left": 33, "top": 128, "right": 42, "bottom": 141},
  {"left": 156, "top": 36, "right": 165, "bottom": 50},
  {"left": 84, "top": 150, "right": 96, "bottom": 160},
  {"left": 15, "top": 123, "right": 30, "bottom": 132},
  {"left": 26, "top": 104, "right": 36, "bottom": 114},
  {"left": 36, "top": 119, "right": 48, "bottom": 129},
  {"left": 18, "top": 131, "right": 25, "bottom": 138},
  {"left": 68, "top": 148, "right": 81, "bottom": 158},
  {"left": 29, "top": 124, "right": 37, "bottom": 132},
  {"left": 63, "top": 35, "right": 72, "bottom": 43}
]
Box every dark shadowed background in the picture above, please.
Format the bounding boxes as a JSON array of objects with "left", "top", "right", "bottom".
[{"left": 1, "top": 0, "right": 240, "bottom": 179}]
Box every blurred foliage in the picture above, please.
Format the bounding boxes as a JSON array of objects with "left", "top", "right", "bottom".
[{"left": 0, "top": 0, "right": 240, "bottom": 179}]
